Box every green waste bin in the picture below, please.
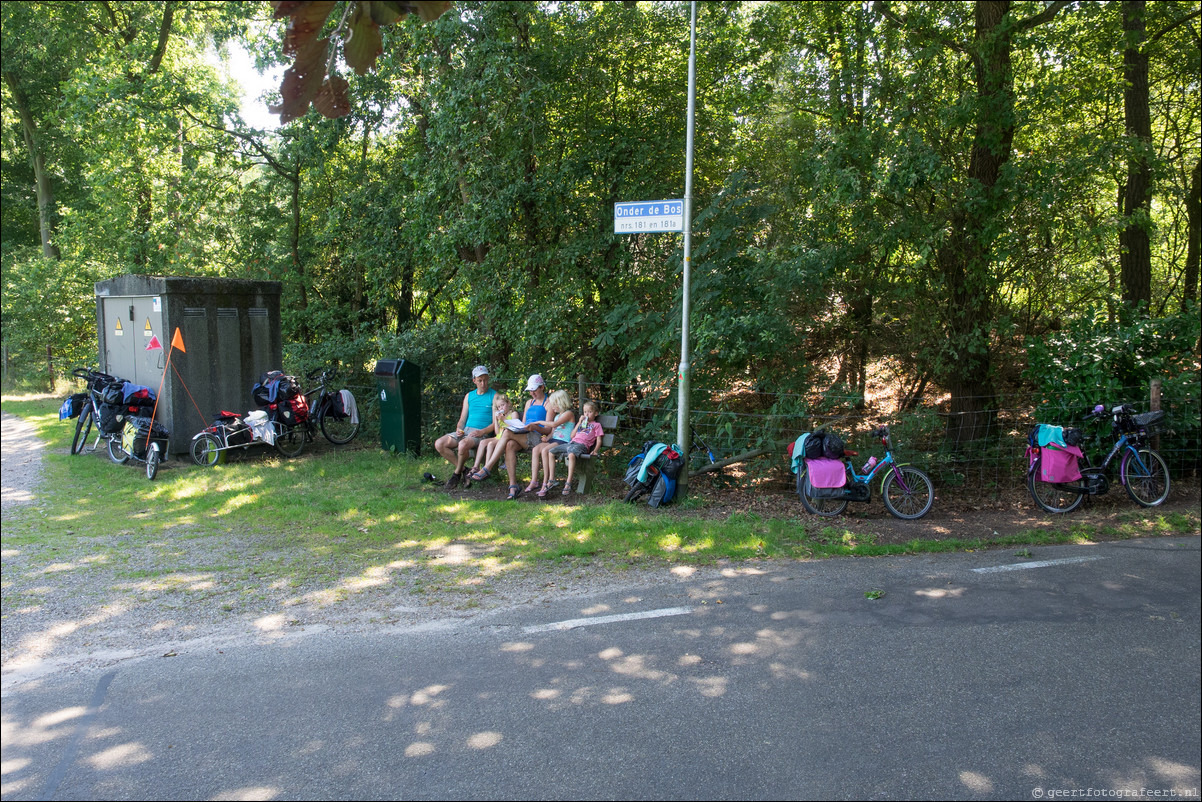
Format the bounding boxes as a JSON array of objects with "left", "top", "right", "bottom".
[{"left": 375, "top": 359, "right": 421, "bottom": 455}]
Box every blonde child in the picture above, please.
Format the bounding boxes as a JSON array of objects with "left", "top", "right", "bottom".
[
  {"left": 550, "top": 400, "right": 605, "bottom": 496},
  {"left": 469, "top": 375, "right": 551, "bottom": 500},
  {"left": 527, "top": 390, "right": 576, "bottom": 495},
  {"left": 465, "top": 393, "right": 518, "bottom": 487}
]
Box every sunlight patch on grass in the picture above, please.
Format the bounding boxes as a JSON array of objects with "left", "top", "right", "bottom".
[{"left": 218, "top": 493, "right": 261, "bottom": 514}]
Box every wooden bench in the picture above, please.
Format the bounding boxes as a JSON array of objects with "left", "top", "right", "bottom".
[{"left": 555, "top": 413, "right": 618, "bottom": 494}]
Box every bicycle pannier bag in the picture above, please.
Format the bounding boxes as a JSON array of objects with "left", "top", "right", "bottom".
[
  {"left": 97, "top": 402, "right": 125, "bottom": 434},
  {"left": 59, "top": 393, "right": 87, "bottom": 420},
  {"left": 101, "top": 382, "right": 125, "bottom": 406},
  {"left": 806, "top": 458, "right": 847, "bottom": 489},
  {"left": 121, "top": 416, "right": 169, "bottom": 459},
  {"left": 287, "top": 393, "right": 309, "bottom": 423},
  {"left": 1039, "top": 444, "right": 1083, "bottom": 483}
]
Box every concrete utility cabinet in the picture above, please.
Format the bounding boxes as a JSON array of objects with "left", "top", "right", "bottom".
[{"left": 95, "top": 275, "right": 282, "bottom": 454}]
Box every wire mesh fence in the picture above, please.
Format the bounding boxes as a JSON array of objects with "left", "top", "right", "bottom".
[{"left": 394, "top": 374, "right": 1199, "bottom": 501}]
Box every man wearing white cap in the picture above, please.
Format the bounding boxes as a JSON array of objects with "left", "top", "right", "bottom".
[{"left": 435, "top": 365, "right": 496, "bottom": 488}]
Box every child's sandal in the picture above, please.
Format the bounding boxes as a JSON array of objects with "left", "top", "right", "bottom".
[
  {"left": 537, "top": 481, "right": 551, "bottom": 498},
  {"left": 561, "top": 484, "right": 572, "bottom": 497},
  {"left": 525, "top": 479, "right": 541, "bottom": 494}
]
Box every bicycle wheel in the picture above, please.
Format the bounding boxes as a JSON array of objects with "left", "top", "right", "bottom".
[
  {"left": 1027, "top": 457, "right": 1085, "bottom": 514},
  {"left": 107, "top": 436, "right": 130, "bottom": 464},
  {"left": 881, "top": 466, "right": 934, "bottom": 520},
  {"left": 190, "top": 433, "right": 225, "bottom": 467},
  {"left": 71, "top": 406, "right": 94, "bottom": 455},
  {"left": 274, "top": 424, "right": 306, "bottom": 457},
  {"left": 797, "top": 470, "right": 848, "bottom": 517},
  {"left": 1122, "top": 448, "right": 1170, "bottom": 507},
  {"left": 320, "top": 394, "right": 360, "bottom": 445},
  {"left": 145, "top": 444, "right": 160, "bottom": 480}
]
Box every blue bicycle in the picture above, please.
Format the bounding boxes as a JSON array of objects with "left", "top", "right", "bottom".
[
  {"left": 798, "top": 425, "right": 934, "bottom": 520},
  {"left": 1028, "top": 404, "right": 1170, "bottom": 514}
]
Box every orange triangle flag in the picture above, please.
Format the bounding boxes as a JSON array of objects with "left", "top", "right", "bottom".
[{"left": 171, "top": 328, "right": 186, "bottom": 353}]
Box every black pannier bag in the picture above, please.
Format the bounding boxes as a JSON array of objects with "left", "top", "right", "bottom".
[
  {"left": 327, "top": 390, "right": 347, "bottom": 419},
  {"left": 121, "top": 416, "right": 170, "bottom": 459},
  {"left": 802, "top": 432, "right": 826, "bottom": 460},
  {"left": 97, "top": 402, "right": 126, "bottom": 434},
  {"left": 101, "top": 382, "right": 125, "bottom": 406}
]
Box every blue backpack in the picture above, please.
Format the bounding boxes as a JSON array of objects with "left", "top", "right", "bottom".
[{"left": 622, "top": 442, "right": 683, "bottom": 507}]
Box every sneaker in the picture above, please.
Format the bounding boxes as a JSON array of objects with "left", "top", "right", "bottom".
[{"left": 443, "top": 471, "right": 462, "bottom": 490}]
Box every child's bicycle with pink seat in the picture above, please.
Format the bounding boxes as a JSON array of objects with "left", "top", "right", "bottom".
[{"left": 797, "top": 425, "right": 935, "bottom": 520}]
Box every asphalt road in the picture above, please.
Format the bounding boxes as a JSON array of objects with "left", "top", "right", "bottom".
[{"left": 3, "top": 538, "right": 1199, "bottom": 801}]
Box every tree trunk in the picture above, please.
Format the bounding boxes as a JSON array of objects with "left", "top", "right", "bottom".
[
  {"left": 936, "top": 0, "right": 1014, "bottom": 447},
  {"left": 1184, "top": 160, "right": 1200, "bottom": 311},
  {"left": 1120, "top": 0, "right": 1153, "bottom": 311},
  {"left": 3, "top": 72, "right": 61, "bottom": 260}
]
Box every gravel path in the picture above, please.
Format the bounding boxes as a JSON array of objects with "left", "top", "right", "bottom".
[
  {"left": 1, "top": 410, "right": 46, "bottom": 511},
  {"left": 0, "top": 409, "right": 717, "bottom": 691}
]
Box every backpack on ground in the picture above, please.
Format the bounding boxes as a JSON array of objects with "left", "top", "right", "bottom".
[{"left": 622, "top": 442, "right": 682, "bottom": 507}]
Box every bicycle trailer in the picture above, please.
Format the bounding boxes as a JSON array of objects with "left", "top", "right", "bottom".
[{"left": 122, "top": 416, "right": 170, "bottom": 460}]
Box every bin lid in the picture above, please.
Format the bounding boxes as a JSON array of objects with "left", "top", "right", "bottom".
[{"left": 374, "top": 359, "right": 404, "bottom": 377}]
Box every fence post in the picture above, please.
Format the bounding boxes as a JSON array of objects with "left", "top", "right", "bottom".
[
  {"left": 578, "top": 373, "right": 586, "bottom": 411},
  {"left": 1150, "top": 378, "right": 1162, "bottom": 452}
]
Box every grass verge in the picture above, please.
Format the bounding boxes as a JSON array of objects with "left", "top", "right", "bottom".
[{"left": 3, "top": 396, "right": 1198, "bottom": 612}]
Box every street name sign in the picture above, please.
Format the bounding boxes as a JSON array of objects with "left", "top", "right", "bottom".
[{"left": 614, "top": 200, "right": 684, "bottom": 234}]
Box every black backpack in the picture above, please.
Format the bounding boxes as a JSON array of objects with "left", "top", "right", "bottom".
[
  {"left": 822, "top": 431, "right": 845, "bottom": 459},
  {"left": 802, "top": 432, "right": 826, "bottom": 460}
]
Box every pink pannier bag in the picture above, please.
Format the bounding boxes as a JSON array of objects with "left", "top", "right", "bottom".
[
  {"left": 805, "top": 458, "right": 847, "bottom": 488},
  {"left": 1038, "top": 444, "right": 1083, "bottom": 483}
]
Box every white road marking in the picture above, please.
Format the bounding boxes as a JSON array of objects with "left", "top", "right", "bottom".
[
  {"left": 523, "top": 606, "right": 694, "bottom": 634},
  {"left": 972, "top": 556, "right": 1104, "bottom": 573}
]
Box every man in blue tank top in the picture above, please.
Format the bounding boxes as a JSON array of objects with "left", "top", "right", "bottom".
[{"left": 436, "top": 365, "right": 497, "bottom": 488}]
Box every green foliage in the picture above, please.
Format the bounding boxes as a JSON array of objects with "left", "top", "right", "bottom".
[
  {"left": 1025, "top": 305, "right": 1200, "bottom": 415},
  {"left": 1024, "top": 304, "right": 1201, "bottom": 468},
  {"left": 1, "top": 249, "right": 102, "bottom": 385},
  {"left": 2, "top": 0, "right": 1198, "bottom": 450}
]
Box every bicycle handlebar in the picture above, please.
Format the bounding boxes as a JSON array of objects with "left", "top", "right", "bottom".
[
  {"left": 1087, "top": 403, "right": 1137, "bottom": 421},
  {"left": 306, "top": 367, "right": 338, "bottom": 383}
]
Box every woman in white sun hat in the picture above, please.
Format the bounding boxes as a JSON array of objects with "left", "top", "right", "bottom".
[
  {"left": 435, "top": 365, "right": 496, "bottom": 488},
  {"left": 469, "top": 373, "right": 551, "bottom": 499}
]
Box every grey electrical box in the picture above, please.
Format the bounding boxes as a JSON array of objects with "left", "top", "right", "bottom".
[{"left": 95, "top": 275, "right": 282, "bottom": 454}]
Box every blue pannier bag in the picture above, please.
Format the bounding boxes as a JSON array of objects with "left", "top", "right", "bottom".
[{"left": 59, "top": 393, "right": 87, "bottom": 420}]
